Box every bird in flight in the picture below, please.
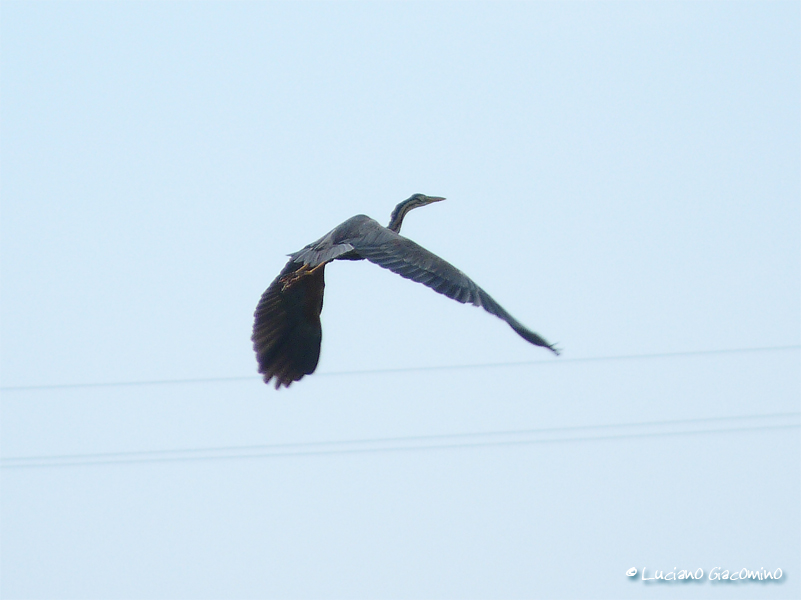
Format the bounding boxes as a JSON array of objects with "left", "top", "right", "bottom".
[{"left": 252, "top": 194, "right": 559, "bottom": 388}]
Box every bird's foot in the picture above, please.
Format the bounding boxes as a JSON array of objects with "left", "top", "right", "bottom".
[
  {"left": 280, "top": 263, "right": 324, "bottom": 291},
  {"left": 281, "top": 265, "right": 308, "bottom": 292},
  {"left": 280, "top": 271, "right": 305, "bottom": 291}
]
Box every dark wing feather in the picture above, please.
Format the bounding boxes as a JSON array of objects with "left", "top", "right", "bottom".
[
  {"left": 250, "top": 216, "right": 376, "bottom": 389},
  {"left": 351, "top": 230, "right": 560, "bottom": 354},
  {"left": 251, "top": 260, "right": 326, "bottom": 388}
]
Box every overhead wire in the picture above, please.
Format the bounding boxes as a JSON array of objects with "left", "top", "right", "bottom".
[
  {"left": 3, "top": 411, "right": 798, "bottom": 469},
  {"left": 2, "top": 344, "right": 797, "bottom": 468},
  {"left": 1, "top": 343, "right": 798, "bottom": 392}
]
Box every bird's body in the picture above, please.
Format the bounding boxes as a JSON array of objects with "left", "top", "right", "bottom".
[{"left": 252, "top": 195, "right": 559, "bottom": 388}]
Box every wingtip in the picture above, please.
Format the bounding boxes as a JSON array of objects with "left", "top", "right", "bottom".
[{"left": 261, "top": 372, "right": 296, "bottom": 390}]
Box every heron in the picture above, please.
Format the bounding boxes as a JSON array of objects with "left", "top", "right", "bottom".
[{"left": 252, "top": 194, "right": 559, "bottom": 388}]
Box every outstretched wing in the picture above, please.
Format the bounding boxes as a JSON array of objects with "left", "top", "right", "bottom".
[
  {"left": 350, "top": 227, "right": 560, "bottom": 354},
  {"left": 250, "top": 216, "right": 374, "bottom": 389},
  {"left": 251, "top": 260, "right": 326, "bottom": 388}
]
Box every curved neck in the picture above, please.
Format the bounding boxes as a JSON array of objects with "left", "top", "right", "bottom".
[{"left": 387, "top": 200, "right": 414, "bottom": 233}]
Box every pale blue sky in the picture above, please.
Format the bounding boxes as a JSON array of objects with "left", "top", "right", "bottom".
[{"left": 1, "top": 2, "right": 799, "bottom": 598}]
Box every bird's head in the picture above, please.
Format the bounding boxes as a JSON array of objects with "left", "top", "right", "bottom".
[
  {"left": 387, "top": 193, "right": 446, "bottom": 233},
  {"left": 406, "top": 193, "right": 446, "bottom": 208}
]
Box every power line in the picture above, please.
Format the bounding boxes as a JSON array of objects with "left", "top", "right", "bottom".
[
  {"left": 1, "top": 344, "right": 798, "bottom": 392},
  {"left": 3, "top": 411, "right": 798, "bottom": 469}
]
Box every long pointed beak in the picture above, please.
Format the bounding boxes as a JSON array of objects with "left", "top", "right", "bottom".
[{"left": 427, "top": 196, "right": 446, "bottom": 203}]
